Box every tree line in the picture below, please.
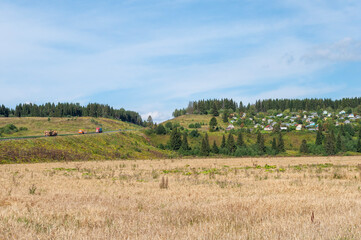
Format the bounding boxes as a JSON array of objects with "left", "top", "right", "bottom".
[
  {"left": 0, "top": 103, "right": 143, "bottom": 125},
  {"left": 148, "top": 122, "right": 361, "bottom": 157},
  {"left": 173, "top": 97, "right": 361, "bottom": 117}
]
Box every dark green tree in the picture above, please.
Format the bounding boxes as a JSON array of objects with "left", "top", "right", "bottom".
[
  {"left": 221, "top": 134, "right": 226, "bottom": 148},
  {"left": 204, "top": 132, "right": 210, "bottom": 153},
  {"left": 315, "top": 127, "right": 323, "bottom": 145},
  {"left": 336, "top": 131, "right": 343, "bottom": 152},
  {"left": 211, "top": 102, "right": 219, "bottom": 116},
  {"left": 212, "top": 140, "right": 219, "bottom": 154},
  {"left": 277, "top": 132, "right": 285, "bottom": 152},
  {"left": 180, "top": 132, "right": 191, "bottom": 151},
  {"left": 299, "top": 139, "right": 309, "bottom": 153},
  {"left": 146, "top": 115, "right": 153, "bottom": 127},
  {"left": 236, "top": 131, "right": 245, "bottom": 147},
  {"left": 209, "top": 117, "right": 218, "bottom": 131},
  {"left": 357, "top": 138, "right": 361, "bottom": 153},
  {"left": 222, "top": 109, "right": 228, "bottom": 123},
  {"left": 200, "top": 138, "right": 209, "bottom": 156},
  {"left": 257, "top": 132, "right": 265, "bottom": 153},
  {"left": 169, "top": 128, "right": 182, "bottom": 150},
  {"left": 155, "top": 124, "right": 166, "bottom": 135},
  {"left": 272, "top": 137, "right": 278, "bottom": 154},
  {"left": 227, "top": 133, "right": 236, "bottom": 153},
  {"left": 324, "top": 132, "right": 336, "bottom": 155}
]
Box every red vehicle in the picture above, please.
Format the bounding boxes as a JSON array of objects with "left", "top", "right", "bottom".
[{"left": 96, "top": 127, "right": 103, "bottom": 133}]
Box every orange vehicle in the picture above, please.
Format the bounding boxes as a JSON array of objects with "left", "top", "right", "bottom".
[
  {"left": 78, "top": 129, "right": 86, "bottom": 134},
  {"left": 44, "top": 130, "right": 57, "bottom": 136}
]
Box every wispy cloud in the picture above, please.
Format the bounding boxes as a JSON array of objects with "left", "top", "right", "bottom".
[{"left": 0, "top": 0, "right": 361, "bottom": 122}]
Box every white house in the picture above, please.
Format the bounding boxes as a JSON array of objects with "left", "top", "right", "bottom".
[
  {"left": 226, "top": 124, "right": 235, "bottom": 130},
  {"left": 264, "top": 125, "right": 273, "bottom": 131},
  {"left": 296, "top": 124, "right": 302, "bottom": 131},
  {"left": 339, "top": 110, "right": 346, "bottom": 115}
]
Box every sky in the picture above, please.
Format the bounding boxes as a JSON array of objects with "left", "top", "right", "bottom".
[{"left": 1, "top": 0, "right": 361, "bottom": 122}]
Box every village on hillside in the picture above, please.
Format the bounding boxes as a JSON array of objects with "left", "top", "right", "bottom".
[{"left": 225, "top": 109, "right": 361, "bottom": 132}]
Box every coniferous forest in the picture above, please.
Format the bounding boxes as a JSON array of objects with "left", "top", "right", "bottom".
[
  {"left": 0, "top": 103, "right": 143, "bottom": 125},
  {"left": 173, "top": 97, "right": 361, "bottom": 117}
]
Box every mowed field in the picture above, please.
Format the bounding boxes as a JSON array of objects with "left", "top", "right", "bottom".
[
  {"left": 0, "top": 117, "right": 140, "bottom": 137},
  {"left": 1, "top": 156, "right": 361, "bottom": 239}
]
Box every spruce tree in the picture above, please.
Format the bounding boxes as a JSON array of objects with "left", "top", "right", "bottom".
[
  {"left": 200, "top": 138, "right": 209, "bottom": 156},
  {"left": 212, "top": 140, "right": 219, "bottom": 154},
  {"left": 155, "top": 124, "right": 166, "bottom": 135},
  {"left": 277, "top": 132, "right": 285, "bottom": 152},
  {"left": 236, "top": 131, "right": 245, "bottom": 147},
  {"left": 221, "top": 134, "right": 226, "bottom": 148},
  {"left": 300, "top": 139, "right": 309, "bottom": 153},
  {"left": 222, "top": 109, "right": 228, "bottom": 123},
  {"left": 357, "top": 138, "right": 361, "bottom": 153},
  {"left": 324, "top": 133, "right": 336, "bottom": 155},
  {"left": 336, "top": 132, "right": 343, "bottom": 152},
  {"left": 340, "top": 124, "right": 345, "bottom": 136},
  {"left": 315, "top": 127, "right": 323, "bottom": 145},
  {"left": 227, "top": 133, "right": 236, "bottom": 153},
  {"left": 209, "top": 117, "right": 218, "bottom": 131},
  {"left": 211, "top": 102, "right": 219, "bottom": 116},
  {"left": 204, "top": 132, "right": 210, "bottom": 153},
  {"left": 257, "top": 132, "right": 265, "bottom": 153},
  {"left": 180, "top": 132, "right": 190, "bottom": 151},
  {"left": 272, "top": 137, "right": 278, "bottom": 154},
  {"left": 169, "top": 128, "right": 182, "bottom": 150}
]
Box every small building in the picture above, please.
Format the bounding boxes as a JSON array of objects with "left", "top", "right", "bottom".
[
  {"left": 280, "top": 126, "right": 288, "bottom": 131},
  {"left": 226, "top": 124, "right": 235, "bottom": 131},
  {"left": 264, "top": 125, "right": 273, "bottom": 131},
  {"left": 339, "top": 110, "right": 346, "bottom": 115},
  {"left": 296, "top": 124, "right": 302, "bottom": 131}
]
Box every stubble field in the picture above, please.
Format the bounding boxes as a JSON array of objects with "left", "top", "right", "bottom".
[{"left": 1, "top": 156, "right": 361, "bottom": 239}]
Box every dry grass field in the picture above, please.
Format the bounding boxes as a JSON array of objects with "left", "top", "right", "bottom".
[{"left": 1, "top": 156, "right": 361, "bottom": 239}]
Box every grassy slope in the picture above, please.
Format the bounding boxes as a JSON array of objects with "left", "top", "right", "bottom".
[
  {"left": 0, "top": 131, "right": 175, "bottom": 164},
  {"left": 150, "top": 114, "right": 319, "bottom": 153},
  {"left": 0, "top": 117, "right": 140, "bottom": 137}
]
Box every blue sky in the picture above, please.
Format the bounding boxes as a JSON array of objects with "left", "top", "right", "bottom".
[{"left": 1, "top": 0, "right": 361, "bottom": 122}]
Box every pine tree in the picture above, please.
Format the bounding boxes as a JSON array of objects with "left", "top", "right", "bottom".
[
  {"left": 155, "top": 124, "right": 166, "bottom": 135},
  {"left": 146, "top": 115, "right": 153, "bottom": 127},
  {"left": 221, "top": 134, "right": 226, "bottom": 148},
  {"left": 357, "top": 138, "right": 361, "bottom": 153},
  {"left": 300, "top": 139, "right": 309, "bottom": 153},
  {"left": 336, "top": 131, "right": 343, "bottom": 152},
  {"left": 211, "top": 102, "right": 219, "bottom": 116},
  {"left": 236, "top": 131, "right": 245, "bottom": 147},
  {"left": 277, "top": 132, "right": 285, "bottom": 152},
  {"left": 257, "top": 132, "right": 265, "bottom": 153},
  {"left": 200, "top": 138, "right": 209, "bottom": 156},
  {"left": 180, "top": 132, "right": 190, "bottom": 151},
  {"left": 204, "top": 132, "right": 210, "bottom": 153},
  {"left": 324, "top": 132, "right": 336, "bottom": 155},
  {"left": 227, "top": 133, "right": 236, "bottom": 153},
  {"left": 315, "top": 127, "right": 323, "bottom": 145},
  {"left": 222, "top": 109, "right": 228, "bottom": 123},
  {"left": 272, "top": 137, "right": 278, "bottom": 154},
  {"left": 212, "top": 140, "right": 219, "bottom": 154},
  {"left": 340, "top": 124, "right": 345, "bottom": 136},
  {"left": 209, "top": 117, "right": 218, "bottom": 131},
  {"left": 169, "top": 128, "right": 182, "bottom": 150}
]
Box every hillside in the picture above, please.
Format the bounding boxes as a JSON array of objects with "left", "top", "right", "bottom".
[
  {"left": 0, "top": 131, "right": 175, "bottom": 164},
  {"left": 0, "top": 117, "right": 141, "bottom": 138},
  {"left": 148, "top": 113, "right": 361, "bottom": 156}
]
